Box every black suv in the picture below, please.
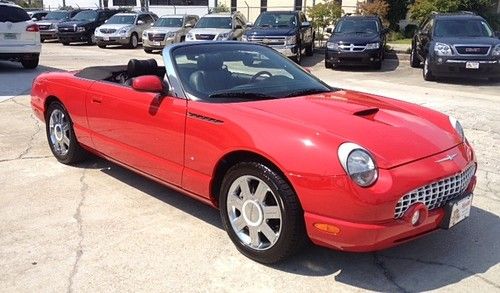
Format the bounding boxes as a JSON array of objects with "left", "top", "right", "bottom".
[
  {"left": 411, "top": 12, "right": 500, "bottom": 81},
  {"left": 57, "top": 9, "right": 122, "bottom": 45},
  {"left": 325, "top": 15, "right": 388, "bottom": 69},
  {"left": 242, "top": 11, "right": 315, "bottom": 64}
]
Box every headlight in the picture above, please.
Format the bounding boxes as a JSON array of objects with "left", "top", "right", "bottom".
[
  {"left": 434, "top": 42, "right": 452, "bottom": 56},
  {"left": 186, "top": 32, "right": 194, "bottom": 40},
  {"left": 166, "top": 31, "right": 175, "bottom": 38},
  {"left": 216, "top": 32, "right": 230, "bottom": 40},
  {"left": 326, "top": 42, "right": 339, "bottom": 50},
  {"left": 76, "top": 27, "right": 85, "bottom": 32},
  {"left": 366, "top": 42, "right": 380, "bottom": 49},
  {"left": 493, "top": 44, "right": 500, "bottom": 56},
  {"left": 142, "top": 31, "right": 147, "bottom": 37},
  {"left": 449, "top": 116, "right": 465, "bottom": 141},
  {"left": 285, "top": 35, "right": 296, "bottom": 45},
  {"left": 118, "top": 28, "right": 128, "bottom": 35},
  {"left": 338, "top": 143, "right": 378, "bottom": 187},
  {"left": 241, "top": 35, "right": 248, "bottom": 42}
]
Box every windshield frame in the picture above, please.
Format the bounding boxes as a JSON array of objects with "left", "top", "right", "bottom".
[
  {"left": 334, "top": 19, "right": 380, "bottom": 34},
  {"left": 166, "top": 43, "right": 335, "bottom": 103},
  {"left": 194, "top": 16, "right": 232, "bottom": 29},
  {"left": 433, "top": 19, "right": 494, "bottom": 38}
]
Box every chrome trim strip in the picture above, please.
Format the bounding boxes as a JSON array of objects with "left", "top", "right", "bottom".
[
  {"left": 452, "top": 44, "right": 491, "bottom": 56},
  {"left": 445, "top": 60, "right": 498, "bottom": 64}
]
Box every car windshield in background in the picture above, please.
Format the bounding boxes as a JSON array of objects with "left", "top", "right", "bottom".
[
  {"left": 106, "top": 15, "right": 136, "bottom": 25},
  {"left": 254, "top": 13, "right": 297, "bottom": 28},
  {"left": 434, "top": 20, "right": 494, "bottom": 38},
  {"left": 0, "top": 6, "right": 30, "bottom": 23},
  {"left": 72, "top": 10, "right": 97, "bottom": 21},
  {"left": 195, "top": 17, "right": 231, "bottom": 29},
  {"left": 335, "top": 20, "right": 379, "bottom": 34},
  {"left": 153, "top": 17, "right": 183, "bottom": 27},
  {"left": 172, "top": 44, "right": 332, "bottom": 102},
  {"left": 44, "top": 11, "right": 70, "bottom": 20}
]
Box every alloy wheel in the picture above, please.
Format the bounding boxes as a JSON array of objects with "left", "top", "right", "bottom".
[{"left": 49, "top": 109, "right": 70, "bottom": 156}]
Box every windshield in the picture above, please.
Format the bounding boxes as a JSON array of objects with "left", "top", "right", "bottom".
[
  {"left": 72, "top": 10, "right": 97, "bottom": 21},
  {"left": 44, "top": 11, "right": 70, "bottom": 20},
  {"left": 335, "top": 19, "right": 379, "bottom": 34},
  {"left": 172, "top": 44, "right": 332, "bottom": 102},
  {"left": 153, "top": 17, "right": 183, "bottom": 27},
  {"left": 195, "top": 17, "right": 231, "bottom": 29},
  {"left": 106, "top": 15, "right": 136, "bottom": 25},
  {"left": 434, "top": 20, "right": 493, "bottom": 38},
  {"left": 254, "top": 13, "right": 297, "bottom": 28}
]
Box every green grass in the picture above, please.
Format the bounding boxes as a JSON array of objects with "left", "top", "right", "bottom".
[{"left": 388, "top": 38, "right": 412, "bottom": 45}]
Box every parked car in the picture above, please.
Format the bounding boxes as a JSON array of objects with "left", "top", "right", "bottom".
[
  {"left": 143, "top": 14, "right": 198, "bottom": 53},
  {"left": 31, "top": 42, "right": 477, "bottom": 264},
  {"left": 57, "top": 9, "right": 122, "bottom": 45},
  {"left": 186, "top": 12, "right": 246, "bottom": 42},
  {"left": 325, "top": 15, "right": 388, "bottom": 70},
  {"left": 410, "top": 11, "right": 500, "bottom": 81},
  {"left": 242, "top": 10, "right": 314, "bottom": 64},
  {"left": 27, "top": 10, "right": 48, "bottom": 21},
  {"left": 95, "top": 12, "right": 158, "bottom": 49},
  {"left": 36, "top": 10, "right": 84, "bottom": 42},
  {"left": 0, "top": 1, "right": 41, "bottom": 69}
]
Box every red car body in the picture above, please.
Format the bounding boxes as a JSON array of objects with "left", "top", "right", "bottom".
[{"left": 31, "top": 44, "right": 476, "bottom": 254}]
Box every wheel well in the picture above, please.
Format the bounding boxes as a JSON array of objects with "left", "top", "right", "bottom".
[
  {"left": 44, "top": 96, "right": 62, "bottom": 120},
  {"left": 210, "top": 151, "right": 293, "bottom": 207}
]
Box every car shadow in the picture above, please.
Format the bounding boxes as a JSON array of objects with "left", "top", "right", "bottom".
[
  {"left": 430, "top": 77, "right": 500, "bottom": 86},
  {"left": 77, "top": 156, "right": 499, "bottom": 291},
  {"left": 0, "top": 62, "right": 63, "bottom": 98}
]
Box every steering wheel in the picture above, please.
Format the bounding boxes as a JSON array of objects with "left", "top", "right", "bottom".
[{"left": 251, "top": 71, "right": 273, "bottom": 83}]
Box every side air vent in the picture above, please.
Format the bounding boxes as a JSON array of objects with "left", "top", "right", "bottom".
[{"left": 353, "top": 108, "right": 379, "bottom": 117}]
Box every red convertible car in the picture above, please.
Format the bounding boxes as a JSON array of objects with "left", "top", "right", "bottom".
[{"left": 31, "top": 42, "right": 477, "bottom": 263}]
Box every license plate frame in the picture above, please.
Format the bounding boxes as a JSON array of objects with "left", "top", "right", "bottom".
[
  {"left": 466, "top": 61, "right": 480, "bottom": 69},
  {"left": 103, "top": 36, "right": 109, "bottom": 41},
  {"left": 4, "top": 33, "right": 17, "bottom": 40},
  {"left": 153, "top": 41, "right": 161, "bottom": 46},
  {"left": 441, "top": 193, "right": 473, "bottom": 229}
]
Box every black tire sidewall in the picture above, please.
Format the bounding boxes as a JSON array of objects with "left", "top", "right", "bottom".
[{"left": 219, "top": 162, "right": 304, "bottom": 264}]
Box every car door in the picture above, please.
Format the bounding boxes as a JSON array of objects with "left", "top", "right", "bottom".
[
  {"left": 416, "top": 18, "right": 433, "bottom": 59},
  {"left": 86, "top": 82, "right": 187, "bottom": 186},
  {"left": 299, "top": 12, "right": 312, "bottom": 45},
  {"left": 232, "top": 16, "right": 245, "bottom": 40}
]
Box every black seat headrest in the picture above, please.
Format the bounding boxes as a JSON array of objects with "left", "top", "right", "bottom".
[
  {"left": 197, "top": 54, "right": 223, "bottom": 71},
  {"left": 127, "top": 59, "right": 158, "bottom": 78}
]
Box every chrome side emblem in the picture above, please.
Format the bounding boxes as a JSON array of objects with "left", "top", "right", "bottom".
[
  {"left": 350, "top": 44, "right": 354, "bottom": 51},
  {"left": 435, "top": 153, "right": 458, "bottom": 163}
]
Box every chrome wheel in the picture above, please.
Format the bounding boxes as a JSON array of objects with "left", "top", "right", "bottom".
[
  {"left": 226, "top": 175, "right": 282, "bottom": 250},
  {"left": 49, "top": 109, "right": 70, "bottom": 156},
  {"left": 131, "top": 34, "right": 138, "bottom": 48}
]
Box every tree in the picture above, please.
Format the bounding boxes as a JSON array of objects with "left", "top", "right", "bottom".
[
  {"left": 387, "top": 0, "right": 410, "bottom": 30},
  {"left": 358, "top": 0, "right": 390, "bottom": 26},
  {"left": 212, "top": 3, "right": 230, "bottom": 13},
  {"left": 307, "top": 0, "right": 342, "bottom": 41},
  {"left": 409, "top": 0, "right": 495, "bottom": 23}
]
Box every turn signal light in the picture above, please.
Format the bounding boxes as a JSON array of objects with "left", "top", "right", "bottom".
[
  {"left": 314, "top": 223, "right": 341, "bottom": 235},
  {"left": 403, "top": 203, "right": 428, "bottom": 226}
]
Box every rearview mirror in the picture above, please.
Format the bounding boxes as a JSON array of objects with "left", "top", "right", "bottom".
[
  {"left": 301, "top": 21, "right": 311, "bottom": 28},
  {"left": 132, "top": 75, "right": 167, "bottom": 94}
]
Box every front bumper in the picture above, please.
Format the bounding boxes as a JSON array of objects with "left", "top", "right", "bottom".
[
  {"left": 430, "top": 56, "right": 500, "bottom": 78},
  {"left": 326, "top": 48, "right": 382, "bottom": 66},
  {"left": 296, "top": 142, "right": 476, "bottom": 252},
  {"left": 95, "top": 36, "right": 130, "bottom": 46},
  {"left": 57, "top": 31, "right": 91, "bottom": 43},
  {"left": 40, "top": 29, "right": 58, "bottom": 39},
  {"left": 143, "top": 37, "right": 175, "bottom": 50}
]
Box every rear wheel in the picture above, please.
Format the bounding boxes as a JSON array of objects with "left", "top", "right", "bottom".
[
  {"left": 98, "top": 44, "right": 106, "bottom": 49},
  {"left": 62, "top": 42, "right": 70, "bottom": 46},
  {"left": 128, "top": 33, "right": 139, "bottom": 49},
  {"left": 305, "top": 39, "right": 314, "bottom": 56},
  {"left": 21, "top": 56, "right": 39, "bottom": 69},
  {"left": 325, "top": 59, "right": 333, "bottom": 69},
  {"left": 423, "top": 56, "right": 436, "bottom": 81},
  {"left": 46, "top": 102, "right": 86, "bottom": 164},
  {"left": 293, "top": 44, "right": 302, "bottom": 64},
  {"left": 219, "top": 162, "right": 307, "bottom": 264},
  {"left": 144, "top": 48, "right": 153, "bottom": 54},
  {"left": 410, "top": 46, "right": 420, "bottom": 68}
]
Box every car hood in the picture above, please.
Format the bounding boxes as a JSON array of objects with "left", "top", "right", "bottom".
[
  {"left": 98, "top": 24, "right": 134, "bottom": 30},
  {"left": 144, "top": 27, "right": 180, "bottom": 34},
  {"left": 233, "top": 91, "right": 459, "bottom": 169},
  {"left": 246, "top": 27, "right": 296, "bottom": 36},
  {"left": 435, "top": 37, "right": 499, "bottom": 46},
  {"left": 58, "top": 20, "right": 93, "bottom": 28},
  {"left": 329, "top": 32, "right": 380, "bottom": 44},
  {"left": 189, "top": 28, "right": 231, "bottom": 35}
]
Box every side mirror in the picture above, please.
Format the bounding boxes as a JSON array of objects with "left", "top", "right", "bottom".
[
  {"left": 326, "top": 27, "right": 332, "bottom": 34},
  {"left": 246, "top": 22, "right": 253, "bottom": 27},
  {"left": 235, "top": 24, "right": 243, "bottom": 29},
  {"left": 137, "top": 20, "right": 145, "bottom": 25},
  {"left": 301, "top": 21, "right": 311, "bottom": 28},
  {"left": 185, "top": 23, "right": 192, "bottom": 28},
  {"left": 132, "top": 75, "right": 167, "bottom": 94},
  {"left": 420, "top": 29, "right": 430, "bottom": 36},
  {"left": 32, "top": 18, "right": 38, "bottom": 21}
]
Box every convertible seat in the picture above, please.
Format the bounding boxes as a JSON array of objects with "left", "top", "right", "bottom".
[
  {"left": 127, "top": 58, "right": 159, "bottom": 78},
  {"left": 189, "top": 54, "right": 232, "bottom": 93}
]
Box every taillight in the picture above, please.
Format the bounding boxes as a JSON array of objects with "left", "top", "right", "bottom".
[{"left": 26, "top": 24, "right": 39, "bottom": 32}]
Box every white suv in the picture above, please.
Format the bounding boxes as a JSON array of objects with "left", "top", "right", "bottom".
[{"left": 0, "top": 1, "right": 41, "bottom": 69}]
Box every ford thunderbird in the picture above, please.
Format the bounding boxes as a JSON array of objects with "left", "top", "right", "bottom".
[{"left": 31, "top": 42, "right": 477, "bottom": 263}]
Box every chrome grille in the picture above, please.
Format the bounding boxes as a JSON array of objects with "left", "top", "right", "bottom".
[
  {"left": 454, "top": 45, "right": 491, "bottom": 56},
  {"left": 148, "top": 33, "right": 166, "bottom": 41},
  {"left": 248, "top": 36, "right": 286, "bottom": 46},
  {"left": 100, "top": 28, "right": 116, "bottom": 34},
  {"left": 195, "top": 34, "right": 215, "bottom": 40},
  {"left": 394, "top": 164, "right": 476, "bottom": 219},
  {"left": 338, "top": 43, "right": 366, "bottom": 52}
]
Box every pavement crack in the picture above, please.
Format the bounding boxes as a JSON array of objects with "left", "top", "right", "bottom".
[
  {"left": 373, "top": 253, "right": 409, "bottom": 293},
  {"left": 16, "top": 114, "right": 41, "bottom": 160},
  {"left": 0, "top": 155, "right": 53, "bottom": 163},
  {"left": 379, "top": 254, "right": 500, "bottom": 289},
  {"left": 67, "top": 170, "right": 88, "bottom": 293}
]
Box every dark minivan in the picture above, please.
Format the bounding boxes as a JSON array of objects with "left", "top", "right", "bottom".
[
  {"left": 410, "top": 12, "right": 500, "bottom": 81},
  {"left": 325, "top": 15, "right": 387, "bottom": 69}
]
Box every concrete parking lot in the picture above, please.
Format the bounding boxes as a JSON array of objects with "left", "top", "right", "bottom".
[{"left": 0, "top": 43, "right": 499, "bottom": 292}]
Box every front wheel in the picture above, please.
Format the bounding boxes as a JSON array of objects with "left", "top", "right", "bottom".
[
  {"left": 46, "top": 102, "right": 86, "bottom": 164},
  {"left": 292, "top": 44, "right": 302, "bottom": 64},
  {"left": 219, "top": 162, "right": 307, "bottom": 264},
  {"left": 410, "top": 46, "right": 420, "bottom": 68},
  {"left": 325, "top": 59, "right": 333, "bottom": 69},
  {"left": 128, "top": 33, "right": 139, "bottom": 49},
  {"left": 423, "top": 56, "right": 436, "bottom": 81}
]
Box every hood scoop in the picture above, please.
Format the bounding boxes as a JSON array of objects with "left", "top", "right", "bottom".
[{"left": 353, "top": 107, "right": 379, "bottom": 118}]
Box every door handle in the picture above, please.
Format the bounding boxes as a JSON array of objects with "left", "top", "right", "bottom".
[{"left": 91, "top": 97, "right": 102, "bottom": 104}]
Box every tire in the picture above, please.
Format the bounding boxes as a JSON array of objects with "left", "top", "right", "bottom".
[
  {"left": 180, "top": 36, "right": 185, "bottom": 42},
  {"left": 410, "top": 46, "right": 420, "bottom": 68},
  {"left": 219, "top": 162, "right": 307, "bottom": 264},
  {"left": 423, "top": 56, "right": 436, "bottom": 81},
  {"left": 305, "top": 39, "right": 314, "bottom": 56},
  {"left": 98, "top": 44, "right": 107, "bottom": 49},
  {"left": 292, "top": 44, "right": 302, "bottom": 64},
  {"left": 144, "top": 48, "right": 153, "bottom": 54},
  {"left": 62, "top": 42, "right": 70, "bottom": 46},
  {"left": 128, "top": 33, "right": 139, "bottom": 49},
  {"left": 325, "top": 59, "right": 333, "bottom": 69},
  {"left": 373, "top": 60, "right": 382, "bottom": 70},
  {"left": 21, "top": 56, "right": 39, "bottom": 69},
  {"left": 87, "top": 34, "right": 96, "bottom": 45},
  {"left": 40, "top": 38, "right": 45, "bottom": 43},
  {"left": 45, "top": 102, "right": 86, "bottom": 164}
]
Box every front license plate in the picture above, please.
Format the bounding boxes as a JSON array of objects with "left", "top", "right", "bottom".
[
  {"left": 466, "top": 62, "right": 479, "bottom": 69},
  {"left": 4, "top": 33, "right": 17, "bottom": 40},
  {"left": 103, "top": 36, "right": 109, "bottom": 41},
  {"left": 442, "top": 194, "right": 473, "bottom": 229},
  {"left": 153, "top": 41, "right": 160, "bottom": 46}
]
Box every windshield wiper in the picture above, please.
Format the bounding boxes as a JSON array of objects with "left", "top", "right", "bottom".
[
  {"left": 208, "top": 92, "right": 276, "bottom": 100},
  {"left": 284, "top": 89, "right": 331, "bottom": 98}
]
